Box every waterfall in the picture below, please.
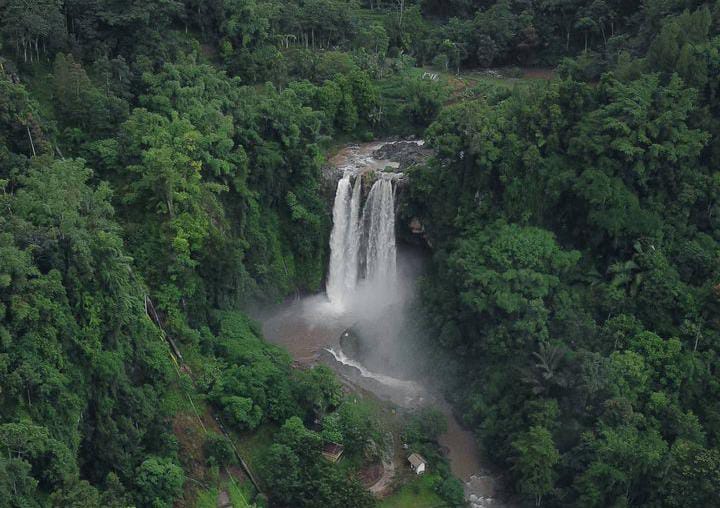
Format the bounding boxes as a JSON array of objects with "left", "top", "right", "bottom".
[
  {"left": 327, "top": 175, "right": 352, "bottom": 305},
  {"left": 363, "top": 177, "right": 397, "bottom": 287},
  {"left": 345, "top": 174, "right": 362, "bottom": 291},
  {"left": 326, "top": 173, "right": 397, "bottom": 307}
]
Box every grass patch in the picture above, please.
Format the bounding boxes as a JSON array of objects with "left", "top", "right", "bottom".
[
  {"left": 335, "top": 447, "right": 367, "bottom": 476},
  {"left": 228, "top": 481, "right": 254, "bottom": 507},
  {"left": 379, "top": 474, "right": 447, "bottom": 508},
  {"left": 194, "top": 487, "right": 219, "bottom": 508},
  {"left": 194, "top": 481, "right": 254, "bottom": 508},
  {"left": 161, "top": 381, "right": 197, "bottom": 415},
  {"left": 424, "top": 66, "right": 555, "bottom": 104}
]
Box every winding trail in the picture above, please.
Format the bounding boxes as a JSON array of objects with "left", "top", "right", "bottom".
[{"left": 368, "top": 435, "right": 396, "bottom": 496}]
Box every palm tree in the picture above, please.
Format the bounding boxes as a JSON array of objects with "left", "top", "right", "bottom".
[
  {"left": 608, "top": 259, "right": 643, "bottom": 296},
  {"left": 521, "top": 342, "right": 566, "bottom": 395}
]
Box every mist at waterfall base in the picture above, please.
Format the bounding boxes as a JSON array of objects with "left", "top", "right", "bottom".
[
  {"left": 329, "top": 242, "right": 429, "bottom": 382},
  {"left": 321, "top": 171, "right": 433, "bottom": 396}
]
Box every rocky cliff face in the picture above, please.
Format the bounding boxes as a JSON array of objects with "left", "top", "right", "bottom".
[
  {"left": 371, "top": 140, "right": 433, "bottom": 172},
  {"left": 374, "top": 141, "right": 434, "bottom": 248}
]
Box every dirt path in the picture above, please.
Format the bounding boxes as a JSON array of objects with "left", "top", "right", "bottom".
[
  {"left": 369, "top": 454, "right": 396, "bottom": 496},
  {"left": 216, "top": 490, "right": 232, "bottom": 508}
]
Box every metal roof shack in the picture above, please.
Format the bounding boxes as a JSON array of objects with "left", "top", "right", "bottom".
[
  {"left": 408, "top": 453, "right": 427, "bottom": 475},
  {"left": 322, "top": 442, "right": 345, "bottom": 463}
]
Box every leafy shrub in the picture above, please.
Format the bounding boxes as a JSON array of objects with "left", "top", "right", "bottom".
[
  {"left": 134, "top": 457, "right": 184, "bottom": 508},
  {"left": 204, "top": 433, "right": 236, "bottom": 467}
]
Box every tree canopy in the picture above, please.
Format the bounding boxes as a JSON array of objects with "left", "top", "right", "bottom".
[{"left": 2, "top": 0, "right": 720, "bottom": 506}]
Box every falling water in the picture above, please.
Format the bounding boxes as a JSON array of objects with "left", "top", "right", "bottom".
[
  {"left": 327, "top": 175, "right": 352, "bottom": 305},
  {"left": 345, "top": 174, "right": 362, "bottom": 291},
  {"left": 363, "top": 177, "right": 397, "bottom": 288},
  {"left": 326, "top": 172, "right": 397, "bottom": 307}
]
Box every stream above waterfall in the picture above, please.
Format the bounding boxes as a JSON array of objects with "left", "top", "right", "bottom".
[{"left": 259, "top": 141, "right": 510, "bottom": 508}]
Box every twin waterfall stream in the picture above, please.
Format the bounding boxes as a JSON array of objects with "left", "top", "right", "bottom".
[{"left": 327, "top": 173, "right": 397, "bottom": 309}]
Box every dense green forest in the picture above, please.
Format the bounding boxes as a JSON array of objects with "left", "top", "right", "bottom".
[
  {"left": 1, "top": 0, "right": 720, "bottom": 507},
  {"left": 405, "top": 3, "right": 720, "bottom": 508}
]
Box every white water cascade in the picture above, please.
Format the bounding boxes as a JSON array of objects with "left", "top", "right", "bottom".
[
  {"left": 326, "top": 173, "right": 398, "bottom": 308},
  {"left": 326, "top": 174, "right": 361, "bottom": 305},
  {"left": 346, "top": 174, "right": 363, "bottom": 290},
  {"left": 325, "top": 346, "right": 420, "bottom": 391},
  {"left": 363, "top": 177, "right": 397, "bottom": 288}
]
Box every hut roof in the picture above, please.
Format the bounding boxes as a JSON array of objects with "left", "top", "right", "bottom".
[
  {"left": 322, "top": 442, "right": 345, "bottom": 463},
  {"left": 408, "top": 453, "right": 427, "bottom": 467}
]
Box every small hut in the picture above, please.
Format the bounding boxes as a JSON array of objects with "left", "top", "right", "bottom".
[
  {"left": 322, "top": 442, "right": 345, "bottom": 463},
  {"left": 408, "top": 453, "right": 427, "bottom": 475}
]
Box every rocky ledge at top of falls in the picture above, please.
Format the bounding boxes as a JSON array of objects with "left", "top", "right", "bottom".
[
  {"left": 321, "top": 139, "right": 434, "bottom": 247},
  {"left": 371, "top": 140, "right": 433, "bottom": 172},
  {"left": 323, "top": 139, "right": 434, "bottom": 183}
]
